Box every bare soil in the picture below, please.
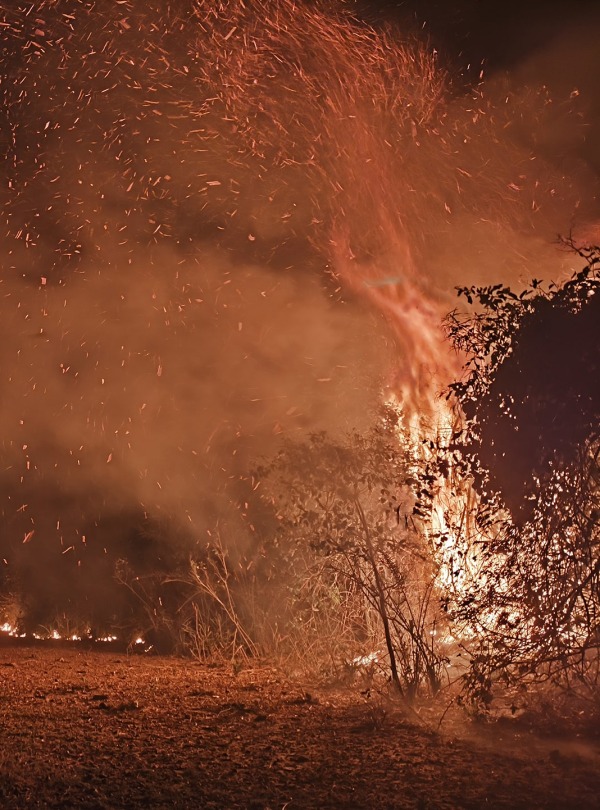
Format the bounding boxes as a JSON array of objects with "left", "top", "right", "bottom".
[{"left": 1, "top": 642, "right": 599, "bottom": 809}]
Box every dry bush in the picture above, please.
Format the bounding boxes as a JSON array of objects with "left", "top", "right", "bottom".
[{"left": 253, "top": 410, "right": 450, "bottom": 699}]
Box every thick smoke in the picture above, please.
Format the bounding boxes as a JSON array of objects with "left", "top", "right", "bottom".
[{"left": 0, "top": 0, "right": 597, "bottom": 628}]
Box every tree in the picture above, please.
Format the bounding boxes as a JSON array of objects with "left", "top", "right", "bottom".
[
  {"left": 446, "top": 244, "right": 600, "bottom": 520},
  {"left": 432, "top": 244, "right": 600, "bottom": 717}
]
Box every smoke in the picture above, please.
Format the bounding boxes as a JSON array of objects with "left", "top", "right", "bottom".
[{"left": 0, "top": 0, "right": 597, "bottom": 625}]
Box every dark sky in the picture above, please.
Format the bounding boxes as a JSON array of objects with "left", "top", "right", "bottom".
[
  {"left": 356, "top": 0, "right": 600, "bottom": 69},
  {"left": 352, "top": 0, "right": 600, "bottom": 176}
]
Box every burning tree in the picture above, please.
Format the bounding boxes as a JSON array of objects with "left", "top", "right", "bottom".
[{"left": 432, "top": 244, "right": 600, "bottom": 719}]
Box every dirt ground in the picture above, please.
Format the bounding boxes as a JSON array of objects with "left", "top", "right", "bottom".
[{"left": 1, "top": 642, "right": 599, "bottom": 809}]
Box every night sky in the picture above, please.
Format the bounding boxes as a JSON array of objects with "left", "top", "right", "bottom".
[
  {"left": 358, "top": 0, "right": 600, "bottom": 66},
  {"left": 350, "top": 1, "right": 600, "bottom": 179},
  {"left": 413, "top": 0, "right": 600, "bottom": 178}
]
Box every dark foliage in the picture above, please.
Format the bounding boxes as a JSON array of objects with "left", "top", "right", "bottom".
[
  {"left": 447, "top": 245, "right": 600, "bottom": 520},
  {"left": 433, "top": 244, "right": 600, "bottom": 716}
]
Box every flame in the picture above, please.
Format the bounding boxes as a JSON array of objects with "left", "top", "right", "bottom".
[
  {"left": 331, "top": 223, "right": 459, "bottom": 413},
  {"left": 0, "top": 621, "right": 145, "bottom": 646},
  {"left": 1, "top": 622, "right": 17, "bottom": 636}
]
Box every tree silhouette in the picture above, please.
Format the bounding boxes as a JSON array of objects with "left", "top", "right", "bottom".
[
  {"left": 446, "top": 246, "right": 600, "bottom": 521},
  {"left": 434, "top": 245, "right": 600, "bottom": 716}
]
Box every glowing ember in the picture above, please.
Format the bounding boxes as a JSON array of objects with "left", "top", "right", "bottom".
[{"left": 1, "top": 622, "right": 17, "bottom": 635}]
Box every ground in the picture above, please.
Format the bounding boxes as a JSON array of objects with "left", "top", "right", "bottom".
[{"left": 0, "top": 642, "right": 599, "bottom": 809}]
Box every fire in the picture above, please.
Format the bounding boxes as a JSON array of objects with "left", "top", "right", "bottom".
[
  {"left": 1, "top": 622, "right": 19, "bottom": 636},
  {"left": 0, "top": 0, "right": 595, "bottom": 650},
  {"left": 0, "top": 620, "right": 145, "bottom": 646}
]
